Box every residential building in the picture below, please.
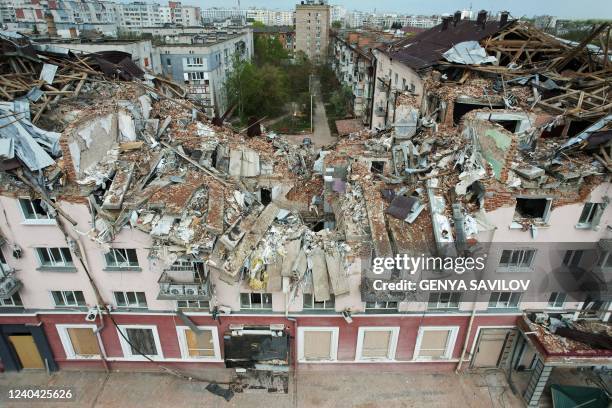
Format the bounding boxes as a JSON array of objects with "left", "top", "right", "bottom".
[
  {"left": 331, "top": 30, "right": 395, "bottom": 126},
  {"left": 0, "top": 0, "right": 117, "bottom": 38},
  {"left": 201, "top": 8, "right": 246, "bottom": 24},
  {"left": 156, "top": 29, "right": 253, "bottom": 116},
  {"left": 36, "top": 38, "right": 159, "bottom": 73},
  {"left": 0, "top": 15, "right": 611, "bottom": 408},
  {"left": 253, "top": 25, "right": 296, "bottom": 55},
  {"left": 158, "top": 2, "right": 201, "bottom": 26},
  {"left": 295, "top": 0, "right": 330, "bottom": 62},
  {"left": 246, "top": 9, "right": 294, "bottom": 26},
  {"left": 115, "top": 1, "right": 162, "bottom": 30}
]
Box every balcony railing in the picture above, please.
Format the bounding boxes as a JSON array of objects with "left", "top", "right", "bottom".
[
  {"left": 0, "top": 274, "right": 22, "bottom": 299},
  {"left": 157, "top": 262, "right": 211, "bottom": 301}
]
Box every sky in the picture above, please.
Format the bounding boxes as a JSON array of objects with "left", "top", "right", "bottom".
[{"left": 176, "top": 0, "right": 612, "bottom": 20}]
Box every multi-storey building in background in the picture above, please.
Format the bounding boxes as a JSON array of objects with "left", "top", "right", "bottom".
[
  {"left": 115, "top": 1, "right": 162, "bottom": 30},
  {"left": 295, "top": 0, "right": 330, "bottom": 62},
  {"left": 158, "top": 1, "right": 201, "bottom": 26},
  {"left": 331, "top": 30, "right": 396, "bottom": 127}
]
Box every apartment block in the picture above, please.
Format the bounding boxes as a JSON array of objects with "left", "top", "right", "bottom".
[
  {"left": 0, "top": 12, "right": 611, "bottom": 408},
  {"left": 156, "top": 29, "right": 253, "bottom": 116},
  {"left": 295, "top": 0, "right": 330, "bottom": 62},
  {"left": 115, "top": 1, "right": 162, "bottom": 29}
]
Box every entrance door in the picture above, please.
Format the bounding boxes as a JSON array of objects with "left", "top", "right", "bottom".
[
  {"left": 9, "top": 335, "right": 45, "bottom": 369},
  {"left": 472, "top": 329, "right": 510, "bottom": 368}
]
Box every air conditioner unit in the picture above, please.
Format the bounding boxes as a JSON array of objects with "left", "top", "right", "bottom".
[
  {"left": 168, "top": 285, "right": 184, "bottom": 295},
  {"left": 184, "top": 285, "right": 199, "bottom": 296},
  {"left": 534, "top": 312, "right": 548, "bottom": 324},
  {"left": 0, "top": 277, "right": 16, "bottom": 296},
  {"left": 85, "top": 307, "right": 99, "bottom": 322}
]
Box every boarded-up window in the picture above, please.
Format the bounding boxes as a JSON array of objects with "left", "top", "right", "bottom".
[
  {"left": 362, "top": 330, "right": 391, "bottom": 358},
  {"left": 185, "top": 329, "right": 215, "bottom": 357},
  {"left": 67, "top": 328, "right": 99, "bottom": 357},
  {"left": 303, "top": 331, "right": 332, "bottom": 360},
  {"left": 418, "top": 330, "right": 451, "bottom": 359}
]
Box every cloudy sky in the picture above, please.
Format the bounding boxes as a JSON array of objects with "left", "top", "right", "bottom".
[{"left": 174, "top": 0, "right": 612, "bottom": 19}]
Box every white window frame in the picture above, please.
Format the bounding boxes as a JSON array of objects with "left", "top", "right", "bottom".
[
  {"left": 113, "top": 291, "right": 147, "bottom": 308},
  {"left": 104, "top": 248, "right": 139, "bottom": 269},
  {"left": 176, "top": 326, "right": 221, "bottom": 361},
  {"left": 176, "top": 300, "right": 210, "bottom": 309},
  {"left": 364, "top": 301, "right": 399, "bottom": 311},
  {"left": 240, "top": 292, "right": 272, "bottom": 310},
  {"left": 488, "top": 292, "right": 521, "bottom": 309},
  {"left": 51, "top": 290, "right": 86, "bottom": 307},
  {"left": 117, "top": 324, "right": 163, "bottom": 360},
  {"left": 548, "top": 292, "right": 567, "bottom": 309},
  {"left": 36, "top": 247, "right": 74, "bottom": 268},
  {"left": 18, "top": 198, "right": 56, "bottom": 225},
  {"left": 56, "top": 324, "right": 102, "bottom": 360},
  {"left": 413, "top": 326, "right": 459, "bottom": 361},
  {"left": 428, "top": 292, "right": 461, "bottom": 309},
  {"left": 498, "top": 249, "right": 536, "bottom": 272},
  {"left": 562, "top": 250, "right": 584, "bottom": 268},
  {"left": 576, "top": 202, "right": 604, "bottom": 229},
  {"left": 355, "top": 326, "right": 400, "bottom": 361},
  {"left": 298, "top": 327, "right": 339, "bottom": 362},
  {"left": 0, "top": 293, "right": 22, "bottom": 307},
  {"left": 303, "top": 293, "right": 335, "bottom": 310}
]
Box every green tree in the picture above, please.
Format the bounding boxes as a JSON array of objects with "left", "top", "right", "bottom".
[
  {"left": 328, "top": 85, "right": 354, "bottom": 118},
  {"left": 225, "top": 55, "right": 289, "bottom": 122},
  {"left": 251, "top": 21, "right": 266, "bottom": 28},
  {"left": 332, "top": 20, "right": 342, "bottom": 29},
  {"left": 254, "top": 35, "right": 289, "bottom": 66}
]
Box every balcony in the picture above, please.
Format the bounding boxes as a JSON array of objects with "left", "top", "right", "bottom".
[
  {"left": 157, "top": 261, "right": 211, "bottom": 301},
  {"left": 0, "top": 274, "right": 22, "bottom": 299}
]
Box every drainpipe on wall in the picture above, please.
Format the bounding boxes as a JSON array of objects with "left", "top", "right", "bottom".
[{"left": 455, "top": 303, "right": 476, "bottom": 373}]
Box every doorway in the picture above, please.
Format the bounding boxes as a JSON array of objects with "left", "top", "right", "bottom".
[
  {"left": 9, "top": 334, "right": 45, "bottom": 369},
  {"left": 472, "top": 328, "right": 513, "bottom": 368}
]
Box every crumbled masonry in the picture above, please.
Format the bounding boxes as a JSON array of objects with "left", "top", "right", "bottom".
[{"left": 0, "top": 21, "right": 611, "bottom": 356}]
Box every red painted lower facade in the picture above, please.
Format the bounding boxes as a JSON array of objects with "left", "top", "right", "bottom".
[{"left": 0, "top": 312, "right": 520, "bottom": 372}]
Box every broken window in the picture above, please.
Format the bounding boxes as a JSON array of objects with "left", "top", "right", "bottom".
[
  {"left": 415, "top": 327, "right": 457, "bottom": 360},
  {"left": 493, "top": 119, "right": 520, "bottom": 133},
  {"left": 514, "top": 197, "right": 552, "bottom": 222},
  {"left": 357, "top": 327, "right": 398, "bottom": 360},
  {"left": 300, "top": 328, "right": 337, "bottom": 361},
  {"left": 36, "top": 247, "right": 73, "bottom": 268},
  {"left": 119, "top": 326, "right": 160, "bottom": 358},
  {"left": 114, "top": 291, "right": 147, "bottom": 308},
  {"left": 303, "top": 293, "right": 334, "bottom": 310},
  {"left": 105, "top": 248, "right": 139, "bottom": 269},
  {"left": 562, "top": 250, "right": 583, "bottom": 268},
  {"left": 488, "top": 292, "right": 521, "bottom": 308},
  {"left": 19, "top": 198, "right": 53, "bottom": 220},
  {"left": 428, "top": 292, "right": 461, "bottom": 309},
  {"left": 240, "top": 292, "right": 272, "bottom": 310},
  {"left": 51, "top": 290, "right": 85, "bottom": 307},
  {"left": 548, "top": 292, "right": 566, "bottom": 308},
  {"left": 260, "top": 188, "right": 272, "bottom": 205},
  {"left": 370, "top": 161, "right": 385, "bottom": 173},
  {"left": 177, "top": 300, "right": 210, "bottom": 309},
  {"left": 598, "top": 251, "right": 612, "bottom": 269},
  {"left": 62, "top": 327, "right": 100, "bottom": 358},
  {"left": 499, "top": 249, "right": 536, "bottom": 270},
  {"left": 577, "top": 202, "right": 604, "bottom": 228}
]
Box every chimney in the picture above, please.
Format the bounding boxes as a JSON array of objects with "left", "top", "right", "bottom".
[
  {"left": 45, "top": 12, "right": 57, "bottom": 37},
  {"left": 441, "top": 16, "right": 452, "bottom": 31},
  {"left": 476, "top": 10, "right": 487, "bottom": 28},
  {"left": 453, "top": 11, "right": 461, "bottom": 26},
  {"left": 499, "top": 11, "right": 509, "bottom": 26}
]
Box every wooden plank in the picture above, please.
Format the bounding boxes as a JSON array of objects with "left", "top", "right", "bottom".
[
  {"left": 266, "top": 262, "right": 282, "bottom": 292},
  {"left": 325, "top": 246, "right": 349, "bottom": 296},
  {"left": 204, "top": 183, "right": 224, "bottom": 234},
  {"left": 102, "top": 162, "right": 135, "bottom": 210},
  {"left": 281, "top": 238, "right": 301, "bottom": 277},
  {"left": 310, "top": 248, "right": 330, "bottom": 302},
  {"left": 221, "top": 203, "right": 280, "bottom": 281}
]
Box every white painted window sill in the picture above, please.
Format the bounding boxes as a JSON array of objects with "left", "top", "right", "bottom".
[{"left": 21, "top": 219, "right": 57, "bottom": 226}]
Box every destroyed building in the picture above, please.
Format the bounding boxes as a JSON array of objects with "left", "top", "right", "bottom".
[{"left": 0, "top": 14, "right": 611, "bottom": 406}]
